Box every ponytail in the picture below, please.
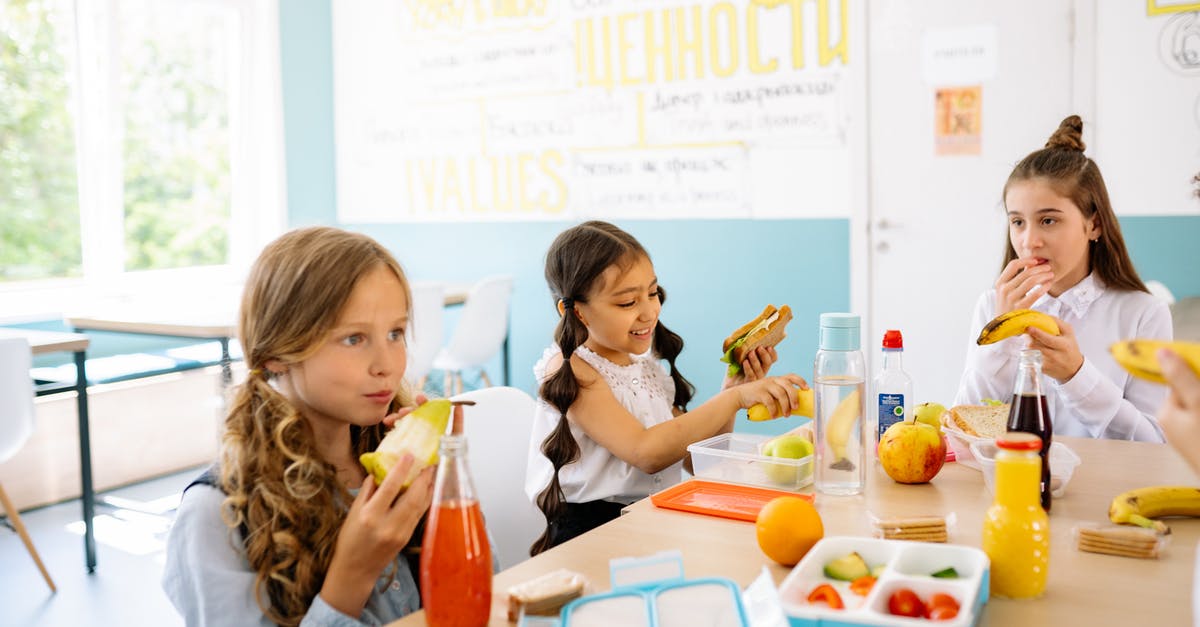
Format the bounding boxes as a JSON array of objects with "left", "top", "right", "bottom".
[
  {"left": 651, "top": 287, "right": 694, "bottom": 412},
  {"left": 530, "top": 302, "right": 587, "bottom": 556}
]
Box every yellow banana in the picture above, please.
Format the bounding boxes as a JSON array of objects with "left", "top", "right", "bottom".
[
  {"left": 976, "top": 309, "right": 1060, "bottom": 345},
  {"left": 747, "top": 388, "right": 815, "bottom": 422},
  {"left": 1108, "top": 485, "right": 1200, "bottom": 534},
  {"left": 1109, "top": 339, "right": 1200, "bottom": 385},
  {"left": 823, "top": 389, "right": 862, "bottom": 471},
  {"left": 360, "top": 399, "right": 451, "bottom": 487}
]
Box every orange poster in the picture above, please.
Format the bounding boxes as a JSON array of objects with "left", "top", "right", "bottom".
[{"left": 934, "top": 86, "right": 982, "bottom": 156}]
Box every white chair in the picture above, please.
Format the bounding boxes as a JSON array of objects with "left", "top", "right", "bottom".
[
  {"left": 432, "top": 276, "right": 514, "bottom": 396},
  {"left": 405, "top": 281, "right": 445, "bottom": 391},
  {"left": 454, "top": 386, "right": 543, "bottom": 570},
  {"left": 0, "top": 337, "right": 56, "bottom": 592}
]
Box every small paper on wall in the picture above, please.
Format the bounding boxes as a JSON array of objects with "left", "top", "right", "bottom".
[{"left": 934, "top": 86, "right": 982, "bottom": 156}]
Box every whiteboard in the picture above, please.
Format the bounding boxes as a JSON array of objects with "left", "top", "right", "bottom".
[
  {"left": 1095, "top": 3, "right": 1200, "bottom": 215},
  {"left": 332, "top": 0, "right": 864, "bottom": 222}
]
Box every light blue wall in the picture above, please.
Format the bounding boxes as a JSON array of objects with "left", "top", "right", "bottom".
[{"left": 1122, "top": 216, "right": 1200, "bottom": 300}]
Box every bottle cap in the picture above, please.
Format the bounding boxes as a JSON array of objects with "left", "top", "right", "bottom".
[
  {"left": 882, "top": 329, "right": 903, "bottom": 349},
  {"left": 995, "top": 431, "right": 1041, "bottom": 451},
  {"left": 819, "top": 313, "right": 860, "bottom": 351}
]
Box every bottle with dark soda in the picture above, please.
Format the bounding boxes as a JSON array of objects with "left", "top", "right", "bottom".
[{"left": 1006, "top": 349, "right": 1052, "bottom": 511}]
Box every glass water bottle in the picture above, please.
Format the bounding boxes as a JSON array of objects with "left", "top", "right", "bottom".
[
  {"left": 813, "top": 313, "right": 867, "bottom": 495},
  {"left": 420, "top": 435, "right": 492, "bottom": 626},
  {"left": 1006, "top": 349, "right": 1053, "bottom": 511}
]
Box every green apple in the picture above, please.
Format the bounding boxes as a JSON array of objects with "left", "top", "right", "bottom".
[
  {"left": 761, "top": 435, "right": 814, "bottom": 485},
  {"left": 913, "top": 402, "right": 946, "bottom": 429}
]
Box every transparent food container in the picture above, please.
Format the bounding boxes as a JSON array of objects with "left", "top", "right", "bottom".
[
  {"left": 969, "top": 440, "right": 1081, "bottom": 498},
  {"left": 687, "top": 433, "right": 814, "bottom": 492}
]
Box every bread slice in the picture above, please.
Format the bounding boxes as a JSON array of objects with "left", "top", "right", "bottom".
[
  {"left": 506, "top": 568, "right": 586, "bottom": 621},
  {"left": 947, "top": 404, "right": 1009, "bottom": 439}
]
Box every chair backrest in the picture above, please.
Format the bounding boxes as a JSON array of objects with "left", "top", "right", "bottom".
[
  {"left": 0, "top": 337, "right": 36, "bottom": 463},
  {"left": 405, "top": 281, "right": 445, "bottom": 385},
  {"left": 455, "top": 385, "right": 543, "bottom": 570},
  {"left": 441, "top": 276, "right": 514, "bottom": 369}
]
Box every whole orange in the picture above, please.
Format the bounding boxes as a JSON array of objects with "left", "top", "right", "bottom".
[{"left": 755, "top": 496, "right": 824, "bottom": 566}]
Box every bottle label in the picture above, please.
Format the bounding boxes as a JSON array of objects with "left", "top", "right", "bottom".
[{"left": 878, "top": 393, "right": 904, "bottom": 439}]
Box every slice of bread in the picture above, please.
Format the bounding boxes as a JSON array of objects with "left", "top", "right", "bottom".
[
  {"left": 506, "top": 569, "right": 586, "bottom": 621},
  {"left": 947, "top": 404, "right": 1009, "bottom": 439}
]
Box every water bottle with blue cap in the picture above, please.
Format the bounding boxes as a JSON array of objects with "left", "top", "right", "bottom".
[{"left": 813, "top": 313, "right": 867, "bottom": 495}]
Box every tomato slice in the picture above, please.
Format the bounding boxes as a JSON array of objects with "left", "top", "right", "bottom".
[
  {"left": 806, "top": 583, "right": 845, "bottom": 609},
  {"left": 928, "top": 604, "right": 960, "bottom": 620},
  {"left": 887, "top": 588, "right": 925, "bottom": 617},
  {"left": 849, "top": 575, "right": 877, "bottom": 597}
]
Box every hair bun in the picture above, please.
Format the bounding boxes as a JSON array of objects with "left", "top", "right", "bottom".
[{"left": 1045, "top": 115, "right": 1085, "bottom": 152}]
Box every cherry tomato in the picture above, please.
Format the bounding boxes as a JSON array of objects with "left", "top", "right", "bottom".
[
  {"left": 928, "top": 605, "right": 959, "bottom": 620},
  {"left": 807, "top": 583, "right": 845, "bottom": 609},
  {"left": 926, "top": 592, "right": 960, "bottom": 615},
  {"left": 887, "top": 588, "right": 925, "bottom": 618}
]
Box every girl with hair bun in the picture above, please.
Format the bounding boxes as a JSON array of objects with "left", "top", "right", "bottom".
[
  {"left": 955, "top": 115, "right": 1173, "bottom": 442},
  {"left": 164, "top": 226, "right": 441, "bottom": 626},
  {"left": 525, "top": 220, "right": 808, "bottom": 553}
]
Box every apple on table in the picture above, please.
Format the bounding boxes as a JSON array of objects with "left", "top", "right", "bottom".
[{"left": 879, "top": 406, "right": 947, "bottom": 484}]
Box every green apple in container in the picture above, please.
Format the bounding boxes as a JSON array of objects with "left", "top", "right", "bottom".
[
  {"left": 761, "top": 433, "right": 814, "bottom": 485},
  {"left": 913, "top": 402, "right": 946, "bottom": 429}
]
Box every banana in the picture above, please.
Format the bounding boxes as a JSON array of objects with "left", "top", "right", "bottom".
[
  {"left": 360, "top": 399, "right": 451, "bottom": 487},
  {"left": 1109, "top": 339, "right": 1200, "bottom": 385},
  {"left": 976, "top": 309, "right": 1060, "bottom": 345},
  {"left": 823, "top": 389, "right": 862, "bottom": 471},
  {"left": 1108, "top": 485, "right": 1200, "bottom": 534},
  {"left": 747, "top": 388, "right": 815, "bottom": 422}
]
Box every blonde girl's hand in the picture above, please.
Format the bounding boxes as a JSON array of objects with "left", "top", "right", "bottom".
[
  {"left": 721, "top": 346, "right": 778, "bottom": 389},
  {"left": 1025, "top": 318, "right": 1083, "bottom": 382},
  {"left": 382, "top": 393, "right": 429, "bottom": 429},
  {"left": 994, "top": 258, "right": 1055, "bottom": 313},
  {"left": 734, "top": 373, "right": 809, "bottom": 418},
  {"left": 320, "top": 454, "right": 435, "bottom": 616},
  {"left": 1157, "top": 348, "right": 1200, "bottom": 474}
]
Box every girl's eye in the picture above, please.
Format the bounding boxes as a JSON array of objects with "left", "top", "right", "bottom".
[
  {"left": 618, "top": 301, "right": 636, "bottom": 308},
  {"left": 342, "top": 334, "right": 364, "bottom": 347},
  {"left": 389, "top": 328, "right": 405, "bottom": 342},
  {"left": 649, "top": 289, "right": 662, "bottom": 300},
  {"left": 1010, "top": 218, "right": 1024, "bottom": 227},
  {"left": 1041, "top": 217, "right": 1056, "bottom": 226}
]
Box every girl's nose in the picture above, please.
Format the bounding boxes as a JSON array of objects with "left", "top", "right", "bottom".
[
  {"left": 1021, "top": 228, "right": 1042, "bottom": 251},
  {"left": 370, "top": 344, "right": 396, "bottom": 377}
]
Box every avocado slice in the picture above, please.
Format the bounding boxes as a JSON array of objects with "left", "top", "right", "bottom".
[
  {"left": 870, "top": 564, "right": 886, "bottom": 578},
  {"left": 823, "top": 552, "right": 870, "bottom": 581}
]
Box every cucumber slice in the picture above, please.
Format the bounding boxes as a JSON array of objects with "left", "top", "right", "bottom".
[{"left": 930, "top": 567, "right": 959, "bottom": 578}]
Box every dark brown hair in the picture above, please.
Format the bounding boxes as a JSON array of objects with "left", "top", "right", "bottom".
[
  {"left": 530, "top": 221, "right": 694, "bottom": 555},
  {"left": 1001, "top": 115, "right": 1147, "bottom": 293},
  {"left": 222, "top": 226, "right": 413, "bottom": 625}
]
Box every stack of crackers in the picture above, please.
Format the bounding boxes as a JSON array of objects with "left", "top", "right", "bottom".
[
  {"left": 872, "top": 516, "right": 948, "bottom": 543},
  {"left": 1075, "top": 526, "right": 1164, "bottom": 559}
]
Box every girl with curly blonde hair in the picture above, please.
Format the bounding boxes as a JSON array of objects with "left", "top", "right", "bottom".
[{"left": 164, "top": 226, "right": 436, "bottom": 626}]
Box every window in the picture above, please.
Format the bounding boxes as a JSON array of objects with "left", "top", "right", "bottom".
[{"left": 0, "top": 0, "right": 283, "bottom": 314}]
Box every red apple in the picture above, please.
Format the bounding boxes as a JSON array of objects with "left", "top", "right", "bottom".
[{"left": 878, "top": 417, "right": 947, "bottom": 483}]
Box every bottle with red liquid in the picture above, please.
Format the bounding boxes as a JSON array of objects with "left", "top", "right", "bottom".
[
  {"left": 1006, "top": 349, "right": 1053, "bottom": 511},
  {"left": 420, "top": 434, "right": 492, "bottom": 626}
]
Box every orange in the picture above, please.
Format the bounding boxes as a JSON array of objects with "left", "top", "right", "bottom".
[{"left": 755, "top": 496, "right": 824, "bottom": 566}]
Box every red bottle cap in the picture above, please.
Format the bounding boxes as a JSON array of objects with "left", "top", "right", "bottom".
[
  {"left": 996, "top": 431, "right": 1042, "bottom": 451},
  {"left": 882, "top": 329, "right": 903, "bottom": 349}
]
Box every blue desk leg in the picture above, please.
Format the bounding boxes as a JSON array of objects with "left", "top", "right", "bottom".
[{"left": 74, "top": 350, "right": 96, "bottom": 572}]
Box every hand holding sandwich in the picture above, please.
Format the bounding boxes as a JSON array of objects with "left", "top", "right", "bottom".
[
  {"left": 722, "top": 346, "right": 777, "bottom": 389},
  {"left": 721, "top": 305, "right": 792, "bottom": 381}
]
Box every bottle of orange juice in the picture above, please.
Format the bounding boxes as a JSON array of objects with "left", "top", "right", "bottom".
[
  {"left": 420, "top": 434, "right": 492, "bottom": 625},
  {"left": 982, "top": 432, "right": 1049, "bottom": 599}
]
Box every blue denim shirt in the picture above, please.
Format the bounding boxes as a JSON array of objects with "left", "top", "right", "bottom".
[{"left": 163, "top": 484, "right": 421, "bottom": 626}]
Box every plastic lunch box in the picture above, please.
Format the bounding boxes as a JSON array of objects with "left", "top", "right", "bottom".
[
  {"left": 687, "top": 432, "right": 814, "bottom": 491},
  {"left": 778, "top": 536, "right": 990, "bottom": 627}
]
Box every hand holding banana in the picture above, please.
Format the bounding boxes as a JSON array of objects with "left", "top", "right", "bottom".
[
  {"left": 747, "top": 387, "right": 815, "bottom": 422},
  {"left": 976, "top": 309, "right": 1061, "bottom": 345},
  {"left": 1110, "top": 339, "right": 1200, "bottom": 384}
]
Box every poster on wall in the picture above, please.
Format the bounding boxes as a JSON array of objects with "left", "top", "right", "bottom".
[
  {"left": 934, "top": 86, "right": 982, "bottom": 156},
  {"left": 332, "top": 0, "right": 860, "bottom": 222}
]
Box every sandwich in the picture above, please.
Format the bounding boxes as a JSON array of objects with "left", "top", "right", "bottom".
[
  {"left": 945, "top": 404, "right": 1010, "bottom": 439},
  {"left": 721, "top": 304, "right": 793, "bottom": 377},
  {"left": 506, "top": 569, "right": 587, "bottom": 621}
]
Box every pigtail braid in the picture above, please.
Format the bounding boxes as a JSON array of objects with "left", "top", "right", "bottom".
[
  {"left": 650, "top": 288, "right": 694, "bottom": 411},
  {"left": 530, "top": 305, "right": 587, "bottom": 556}
]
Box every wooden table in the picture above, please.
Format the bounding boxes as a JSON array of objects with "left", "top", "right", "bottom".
[
  {"left": 0, "top": 328, "right": 97, "bottom": 572},
  {"left": 390, "top": 436, "right": 1199, "bottom": 625}
]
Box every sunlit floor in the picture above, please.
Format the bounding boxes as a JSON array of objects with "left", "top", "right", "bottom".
[{"left": 0, "top": 467, "right": 200, "bottom": 627}]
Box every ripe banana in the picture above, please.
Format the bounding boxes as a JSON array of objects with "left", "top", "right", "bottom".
[
  {"left": 823, "top": 389, "right": 862, "bottom": 471},
  {"left": 360, "top": 399, "right": 451, "bottom": 487},
  {"left": 747, "top": 388, "right": 815, "bottom": 422},
  {"left": 976, "top": 309, "right": 1060, "bottom": 345},
  {"left": 1109, "top": 339, "right": 1200, "bottom": 385},
  {"left": 1108, "top": 485, "right": 1200, "bottom": 534}
]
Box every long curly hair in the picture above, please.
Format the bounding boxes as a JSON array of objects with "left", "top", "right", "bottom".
[
  {"left": 218, "top": 226, "right": 413, "bottom": 626},
  {"left": 1001, "top": 115, "right": 1147, "bottom": 293},
  {"left": 529, "top": 221, "right": 694, "bottom": 555}
]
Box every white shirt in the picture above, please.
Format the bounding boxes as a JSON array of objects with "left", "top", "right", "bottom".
[
  {"left": 525, "top": 345, "right": 682, "bottom": 506},
  {"left": 955, "top": 274, "right": 1171, "bottom": 442}
]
